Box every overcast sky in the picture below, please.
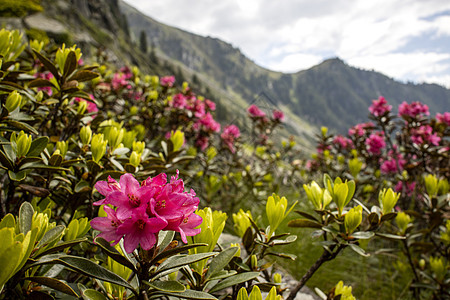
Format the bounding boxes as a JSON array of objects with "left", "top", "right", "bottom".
[{"left": 123, "top": 0, "right": 450, "bottom": 88}]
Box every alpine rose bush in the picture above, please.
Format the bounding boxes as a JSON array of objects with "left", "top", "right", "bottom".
[{"left": 91, "top": 171, "right": 202, "bottom": 253}]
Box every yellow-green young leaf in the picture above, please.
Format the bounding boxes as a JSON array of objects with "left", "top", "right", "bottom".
[
  {"left": 237, "top": 287, "right": 249, "bottom": 300},
  {"left": 5, "top": 91, "right": 21, "bottom": 112},
  {"left": 334, "top": 281, "right": 355, "bottom": 300},
  {"left": 424, "top": 174, "right": 438, "bottom": 197},
  {"left": 344, "top": 206, "right": 362, "bottom": 235},
  {"left": 396, "top": 212, "right": 412, "bottom": 234},
  {"left": 169, "top": 130, "right": 185, "bottom": 152},
  {"left": 64, "top": 219, "right": 79, "bottom": 241},
  {"left": 438, "top": 178, "right": 449, "bottom": 195},
  {"left": 379, "top": 188, "right": 400, "bottom": 215},
  {"left": 249, "top": 285, "right": 262, "bottom": 300},
  {"left": 232, "top": 209, "right": 252, "bottom": 237},
  {"left": 303, "top": 181, "right": 323, "bottom": 210},
  {"left": 0, "top": 229, "right": 23, "bottom": 292},
  {"left": 348, "top": 157, "right": 363, "bottom": 178},
  {"left": 430, "top": 256, "right": 446, "bottom": 281},
  {"left": 333, "top": 183, "right": 348, "bottom": 215},
  {"left": 15, "top": 228, "right": 38, "bottom": 273},
  {"left": 0, "top": 213, "right": 15, "bottom": 229},
  {"left": 265, "top": 287, "right": 277, "bottom": 300}
]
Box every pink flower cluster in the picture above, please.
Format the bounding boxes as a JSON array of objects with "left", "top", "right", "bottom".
[
  {"left": 248, "top": 104, "right": 266, "bottom": 118},
  {"left": 333, "top": 135, "right": 354, "bottom": 149},
  {"left": 369, "top": 96, "right": 392, "bottom": 117},
  {"left": 221, "top": 124, "right": 241, "bottom": 153},
  {"left": 272, "top": 110, "right": 285, "bottom": 122},
  {"left": 410, "top": 125, "right": 441, "bottom": 146},
  {"left": 161, "top": 76, "right": 175, "bottom": 88},
  {"left": 348, "top": 122, "right": 374, "bottom": 137},
  {"left": 380, "top": 149, "right": 406, "bottom": 174},
  {"left": 436, "top": 112, "right": 450, "bottom": 126},
  {"left": 398, "top": 101, "right": 429, "bottom": 119},
  {"left": 112, "top": 73, "right": 131, "bottom": 91},
  {"left": 90, "top": 172, "right": 202, "bottom": 253},
  {"left": 365, "top": 131, "right": 385, "bottom": 155},
  {"left": 395, "top": 181, "right": 416, "bottom": 196}
]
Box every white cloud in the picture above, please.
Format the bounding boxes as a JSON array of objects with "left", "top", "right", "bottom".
[{"left": 123, "top": 0, "right": 450, "bottom": 87}]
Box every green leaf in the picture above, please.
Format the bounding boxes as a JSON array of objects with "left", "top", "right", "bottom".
[
  {"left": 56, "top": 256, "right": 135, "bottom": 292},
  {"left": 265, "top": 252, "right": 297, "bottom": 260},
  {"left": 20, "top": 163, "right": 70, "bottom": 172},
  {"left": 63, "top": 51, "right": 77, "bottom": 77},
  {"left": 70, "top": 70, "right": 99, "bottom": 82},
  {"left": 0, "top": 149, "right": 13, "bottom": 170},
  {"left": 157, "top": 230, "right": 175, "bottom": 254},
  {"left": 94, "top": 237, "right": 136, "bottom": 272},
  {"left": 208, "top": 272, "right": 260, "bottom": 293},
  {"left": 36, "top": 225, "right": 65, "bottom": 248},
  {"left": 270, "top": 235, "right": 297, "bottom": 245},
  {"left": 8, "top": 170, "right": 26, "bottom": 181},
  {"left": 380, "top": 212, "right": 397, "bottom": 222},
  {"left": 351, "top": 231, "right": 375, "bottom": 240},
  {"left": 33, "top": 50, "right": 60, "bottom": 80},
  {"left": 5, "top": 119, "right": 38, "bottom": 135},
  {"left": 74, "top": 180, "right": 91, "bottom": 193},
  {"left": 28, "top": 79, "right": 57, "bottom": 89},
  {"left": 19, "top": 202, "right": 34, "bottom": 234},
  {"left": 375, "top": 232, "right": 406, "bottom": 240},
  {"left": 205, "top": 247, "right": 239, "bottom": 281},
  {"left": 144, "top": 280, "right": 186, "bottom": 292},
  {"left": 150, "top": 243, "right": 208, "bottom": 266},
  {"left": 49, "top": 153, "right": 63, "bottom": 166},
  {"left": 288, "top": 219, "right": 322, "bottom": 229},
  {"left": 25, "top": 276, "right": 79, "bottom": 297},
  {"left": 154, "top": 252, "right": 217, "bottom": 278},
  {"left": 0, "top": 213, "right": 15, "bottom": 229},
  {"left": 294, "top": 211, "right": 319, "bottom": 222},
  {"left": 82, "top": 289, "right": 108, "bottom": 300},
  {"left": 37, "top": 238, "right": 88, "bottom": 258},
  {"left": 155, "top": 289, "right": 217, "bottom": 299},
  {"left": 349, "top": 244, "right": 369, "bottom": 257}
]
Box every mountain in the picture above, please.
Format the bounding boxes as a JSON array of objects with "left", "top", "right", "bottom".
[{"left": 120, "top": 1, "right": 450, "bottom": 134}]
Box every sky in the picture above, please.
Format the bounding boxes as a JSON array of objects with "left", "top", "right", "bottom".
[{"left": 123, "top": 0, "right": 450, "bottom": 88}]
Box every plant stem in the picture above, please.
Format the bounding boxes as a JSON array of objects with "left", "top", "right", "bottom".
[
  {"left": 286, "top": 245, "right": 344, "bottom": 300},
  {"left": 402, "top": 239, "right": 420, "bottom": 300}
]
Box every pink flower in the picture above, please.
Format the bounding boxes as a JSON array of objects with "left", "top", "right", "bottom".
[
  {"left": 112, "top": 73, "right": 129, "bottom": 91},
  {"left": 436, "top": 112, "right": 450, "bottom": 126},
  {"left": 171, "top": 93, "right": 187, "bottom": 109},
  {"left": 272, "top": 110, "right": 285, "bottom": 122},
  {"left": 380, "top": 153, "right": 406, "bottom": 174},
  {"left": 195, "top": 135, "right": 209, "bottom": 150},
  {"left": 161, "top": 76, "right": 175, "bottom": 87},
  {"left": 117, "top": 205, "right": 167, "bottom": 253},
  {"left": 205, "top": 99, "right": 216, "bottom": 111},
  {"left": 75, "top": 94, "right": 98, "bottom": 115},
  {"left": 333, "top": 135, "right": 354, "bottom": 149},
  {"left": 369, "top": 96, "right": 392, "bottom": 117},
  {"left": 90, "top": 206, "right": 123, "bottom": 245},
  {"left": 91, "top": 172, "right": 202, "bottom": 253},
  {"left": 348, "top": 122, "right": 374, "bottom": 137},
  {"left": 221, "top": 125, "right": 241, "bottom": 153},
  {"left": 398, "top": 101, "right": 429, "bottom": 119},
  {"left": 195, "top": 113, "right": 221, "bottom": 133},
  {"left": 248, "top": 104, "right": 266, "bottom": 118},
  {"left": 395, "top": 181, "right": 416, "bottom": 196},
  {"left": 411, "top": 125, "right": 440, "bottom": 146},
  {"left": 365, "top": 131, "right": 385, "bottom": 155}
]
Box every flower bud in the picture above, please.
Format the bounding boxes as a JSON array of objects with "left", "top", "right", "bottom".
[
  {"left": 348, "top": 157, "right": 363, "bottom": 178},
  {"left": 430, "top": 256, "right": 446, "bottom": 282},
  {"left": 395, "top": 212, "right": 411, "bottom": 234},
  {"left": 334, "top": 281, "right": 355, "bottom": 299},
  {"left": 129, "top": 151, "right": 141, "bottom": 167},
  {"left": 77, "top": 100, "right": 87, "bottom": 115},
  {"left": 15, "top": 131, "right": 32, "bottom": 158},
  {"left": 130, "top": 105, "right": 138, "bottom": 115},
  {"left": 344, "top": 205, "right": 362, "bottom": 234},
  {"left": 379, "top": 188, "right": 400, "bottom": 215},
  {"left": 419, "top": 259, "right": 426, "bottom": 270},
  {"left": 151, "top": 75, "right": 159, "bottom": 86},
  {"left": 321, "top": 126, "right": 328, "bottom": 137},
  {"left": 266, "top": 193, "right": 297, "bottom": 237},
  {"left": 80, "top": 126, "right": 92, "bottom": 145},
  {"left": 273, "top": 273, "right": 282, "bottom": 284},
  {"left": 437, "top": 178, "right": 449, "bottom": 195},
  {"left": 5, "top": 91, "right": 21, "bottom": 112},
  {"left": 106, "top": 127, "right": 124, "bottom": 150},
  {"left": 424, "top": 174, "right": 438, "bottom": 198},
  {"left": 122, "top": 131, "right": 137, "bottom": 149},
  {"left": 91, "top": 133, "right": 107, "bottom": 163},
  {"left": 132, "top": 141, "right": 145, "bottom": 154},
  {"left": 148, "top": 90, "right": 158, "bottom": 100},
  {"left": 303, "top": 181, "right": 331, "bottom": 210},
  {"left": 250, "top": 255, "right": 258, "bottom": 270}
]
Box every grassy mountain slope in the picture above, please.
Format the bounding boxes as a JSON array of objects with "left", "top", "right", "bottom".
[{"left": 120, "top": 1, "right": 450, "bottom": 134}]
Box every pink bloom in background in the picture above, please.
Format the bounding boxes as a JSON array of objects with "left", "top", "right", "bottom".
[
  {"left": 436, "top": 112, "right": 450, "bottom": 126},
  {"left": 171, "top": 93, "right": 187, "bottom": 109},
  {"left": 333, "top": 135, "right": 354, "bottom": 149},
  {"left": 112, "top": 73, "right": 129, "bottom": 91},
  {"left": 120, "top": 66, "right": 133, "bottom": 80},
  {"left": 196, "top": 135, "right": 209, "bottom": 151},
  {"left": 411, "top": 125, "right": 440, "bottom": 146},
  {"left": 369, "top": 96, "right": 392, "bottom": 117},
  {"left": 91, "top": 172, "right": 202, "bottom": 253},
  {"left": 195, "top": 112, "right": 221, "bottom": 133},
  {"left": 160, "top": 76, "right": 175, "bottom": 87},
  {"left": 205, "top": 99, "right": 216, "bottom": 111},
  {"left": 221, "top": 124, "right": 241, "bottom": 153},
  {"left": 365, "top": 131, "right": 385, "bottom": 155},
  {"left": 35, "top": 72, "right": 54, "bottom": 95},
  {"left": 75, "top": 94, "right": 98, "bottom": 117},
  {"left": 380, "top": 150, "right": 406, "bottom": 174},
  {"left": 395, "top": 181, "right": 416, "bottom": 196},
  {"left": 398, "top": 101, "right": 429, "bottom": 119},
  {"left": 348, "top": 122, "right": 374, "bottom": 137},
  {"left": 248, "top": 104, "right": 266, "bottom": 118},
  {"left": 272, "top": 110, "right": 285, "bottom": 122}
]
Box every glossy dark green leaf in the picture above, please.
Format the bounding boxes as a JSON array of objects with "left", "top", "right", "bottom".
[
  {"left": 94, "top": 237, "right": 136, "bottom": 272},
  {"left": 380, "top": 213, "right": 397, "bottom": 222},
  {"left": 74, "top": 180, "right": 91, "bottom": 193},
  {"left": 70, "top": 70, "right": 99, "bottom": 82},
  {"left": 49, "top": 153, "right": 63, "bottom": 166},
  {"left": 375, "top": 233, "right": 406, "bottom": 240},
  {"left": 368, "top": 212, "right": 379, "bottom": 225},
  {"left": 0, "top": 149, "right": 13, "bottom": 169},
  {"left": 157, "top": 231, "right": 175, "bottom": 255},
  {"left": 288, "top": 219, "right": 322, "bottom": 229},
  {"left": 349, "top": 244, "right": 369, "bottom": 257},
  {"left": 294, "top": 210, "right": 319, "bottom": 222},
  {"left": 37, "top": 238, "right": 88, "bottom": 258},
  {"left": 25, "top": 276, "right": 79, "bottom": 297},
  {"left": 21, "top": 163, "right": 70, "bottom": 172},
  {"left": 33, "top": 50, "right": 60, "bottom": 80},
  {"left": 28, "top": 79, "right": 57, "bottom": 89},
  {"left": 205, "top": 247, "right": 239, "bottom": 281},
  {"left": 63, "top": 51, "right": 77, "bottom": 78},
  {"left": 351, "top": 231, "right": 375, "bottom": 240},
  {"left": 144, "top": 280, "right": 186, "bottom": 292},
  {"left": 8, "top": 170, "right": 26, "bottom": 181},
  {"left": 37, "top": 225, "right": 65, "bottom": 248},
  {"left": 5, "top": 119, "right": 38, "bottom": 135},
  {"left": 81, "top": 289, "right": 108, "bottom": 300},
  {"left": 265, "top": 252, "right": 297, "bottom": 260},
  {"left": 154, "top": 252, "right": 217, "bottom": 277},
  {"left": 155, "top": 289, "right": 217, "bottom": 299},
  {"left": 208, "top": 272, "right": 260, "bottom": 293},
  {"left": 150, "top": 243, "right": 209, "bottom": 267}
]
